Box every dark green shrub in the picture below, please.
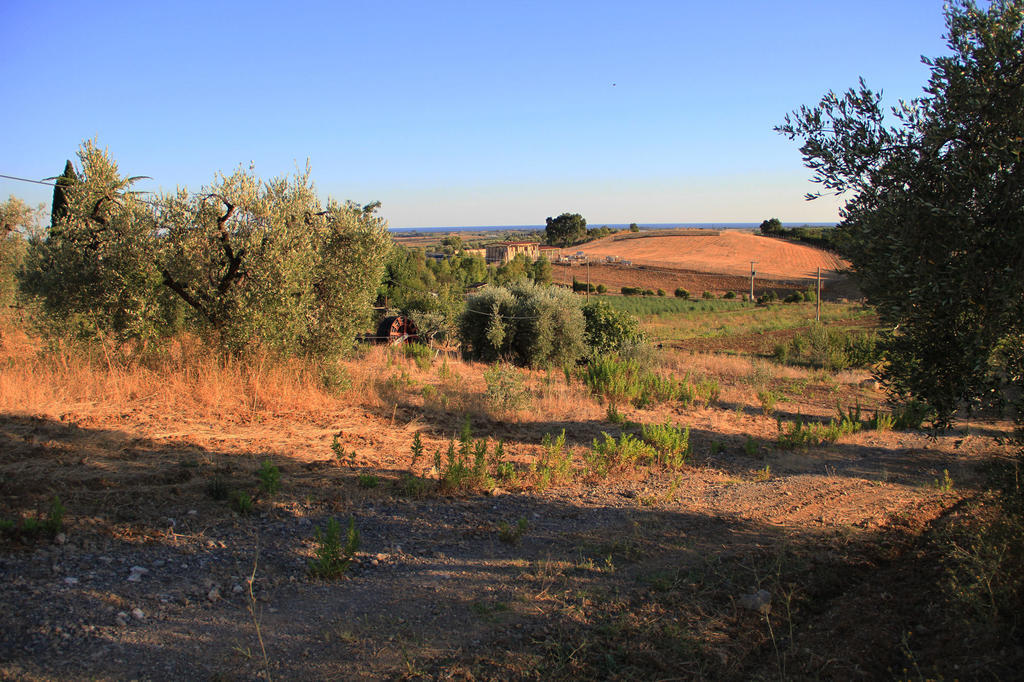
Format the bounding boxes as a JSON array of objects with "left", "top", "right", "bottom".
[
  {"left": 656, "top": 288, "right": 666, "bottom": 297},
  {"left": 674, "top": 288, "right": 690, "bottom": 299},
  {"left": 723, "top": 291, "right": 736, "bottom": 299},
  {"left": 582, "top": 301, "right": 645, "bottom": 356},
  {"left": 596, "top": 283, "right": 607, "bottom": 294},
  {"left": 459, "top": 282, "right": 586, "bottom": 367},
  {"left": 702, "top": 291, "right": 714, "bottom": 299}
]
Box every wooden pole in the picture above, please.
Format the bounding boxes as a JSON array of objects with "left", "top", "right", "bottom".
[{"left": 586, "top": 259, "right": 591, "bottom": 301}]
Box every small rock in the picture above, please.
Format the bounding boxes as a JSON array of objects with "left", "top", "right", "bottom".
[
  {"left": 127, "top": 566, "right": 149, "bottom": 582},
  {"left": 375, "top": 553, "right": 387, "bottom": 561},
  {"left": 738, "top": 589, "right": 772, "bottom": 615},
  {"left": 54, "top": 533, "right": 67, "bottom": 545},
  {"left": 232, "top": 583, "right": 244, "bottom": 595},
  {"left": 207, "top": 586, "right": 221, "bottom": 602},
  {"left": 187, "top": 509, "right": 198, "bottom": 516},
  {"left": 131, "top": 608, "right": 145, "bottom": 621},
  {"left": 152, "top": 559, "right": 165, "bottom": 568},
  {"left": 63, "top": 577, "right": 79, "bottom": 586},
  {"left": 115, "top": 612, "right": 129, "bottom": 627},
  {"left": 488, "top": 487, "right": 506, "bottom": 497}
]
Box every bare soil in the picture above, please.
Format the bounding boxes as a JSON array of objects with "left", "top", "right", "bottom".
[{"left": 1, "top": 345, "right": 1017, "bottom": 680}]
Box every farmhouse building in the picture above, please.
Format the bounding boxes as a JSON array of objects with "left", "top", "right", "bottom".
[{"left": 485, "top": 241, "right": 539, "bottom": 264}]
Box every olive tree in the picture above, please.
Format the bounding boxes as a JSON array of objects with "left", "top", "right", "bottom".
[
  {"left": 22, "top": 142, "right": 390, "bottom": 356},
  {"left": 778, "top": 0, "right": 1024, "bottom": 424},
  {"left": 459, "top": 281, "right": 586, "bottom": 367}
]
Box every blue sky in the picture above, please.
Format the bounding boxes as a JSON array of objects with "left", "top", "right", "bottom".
[{"left": 1, "top": 1, "right": 949, "bottom": 228}]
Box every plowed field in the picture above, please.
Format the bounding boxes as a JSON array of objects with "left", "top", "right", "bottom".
[{"left": 580, "top": 230, "right": 848, "bottom": 281}]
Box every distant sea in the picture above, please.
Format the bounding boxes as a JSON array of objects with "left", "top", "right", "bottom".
[{"left": 389, "top": 222, "right": 836, "bottom": 233}]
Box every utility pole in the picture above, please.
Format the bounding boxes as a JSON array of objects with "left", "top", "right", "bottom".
[
  {"left": 586, "top": 258, "right": 591, "bottom": 301},
  {"left": 749, "top": 261, "right": 757, "bottom": 302},
  {"left": 816, "top": 267, "right": 821, "bottom": 322}
]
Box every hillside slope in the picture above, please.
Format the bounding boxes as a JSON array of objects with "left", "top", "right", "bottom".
[{"left": 579, "top": 230, "right": 847, "bottom": 280}]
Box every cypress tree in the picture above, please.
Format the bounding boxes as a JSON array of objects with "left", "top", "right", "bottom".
[{"left": 50, "top": 160, "right": 77, "bottom": 227}]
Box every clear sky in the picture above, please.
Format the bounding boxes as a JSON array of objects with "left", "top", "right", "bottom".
[{"left": 1, "top": 1, "right": 949, "bottom": 228}]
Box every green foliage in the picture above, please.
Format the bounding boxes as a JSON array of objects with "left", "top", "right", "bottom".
[
  {"left": 357, "top": 474, "right": 380, "bottom": 489},
  {"left": 483, "top": 363, "right": 531, "bottom": 412},
  {"left": 22, "top": 142, "right": 390, "bottom": 356},
  {"left": 778, "top": 1, "right": 1024, "bottom": 424},
  {"left": 207, "top": 476, "right": 230, "bottom": 501},
  {"left": 460, "top": 281, "right": 586, "bottom": 367},
  {"left": 773, "top": 323, "right": 880, "bottom": 371},
  {"left": 498, "top": 517, "right": 529, "bottom": 544},
  {"left": 331, "top": 433, "right": 355, "bottom": 466},
  {"left": 0, "top": 496, "right": 65, "bottom": 543},
  {"left": 759, "top": 217, "right": 783, "bottom": 235},
  {"left": 257, "top": 460, "right": 281, "bottom": 496},
  {"left": 585, "top": 432, "right": 657, "bottom": 479},
  {"left": 639, "top": 421, "right": 692, "bottom": 468},
  {"left": 582, "top": 300, "right": 645, "bottom": 356},
  {"left": 581, "top": 355, "right": 717, "bottom": 409},
  {"left": 596, "top": 283, "right": 607, "bottom": 294},
  {"left": 891, "top": 400, "right": 933, "bottom": 430},
  {"left": 743, "top": 436, "right": 760, "bottom": 457},
  {"left": 410, "top": 432, "right": 424, "bottom": 468},
  {"left": 701, "top": 291, "right": 713, "bottom": 300},
  {"left": 776, "top": 408, "right": 863, "bottom": 449},
  {"left": 309, "top": 517, "right": 360, "bottom": 579},
  {"left": 0, "top": 196, "right": 44, "bottom": 309},
  {"left": 229, "top": 490, "right": 254, "bottom": 515},
  {"left": 674, "top": 288, "right": 689, "bottom": 299},
  {"left": 532, "top": 430, "right": 573, "bottom": 488},
  {"left": 545, "top": 212, "right": 587, "bottom": 247},
  {"left": 50, "top": 160, "right": 78, "bottom": 228}
]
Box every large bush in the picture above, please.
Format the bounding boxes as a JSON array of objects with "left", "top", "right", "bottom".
[
  {"left": 459, "top": 281, "right": 586, "bottom": 367},
  {"left": 20, "top": 142, "right": 390, "bottom": 357},
  {"left": 581, "top": 300, "right": 645, "bottom": 356}
]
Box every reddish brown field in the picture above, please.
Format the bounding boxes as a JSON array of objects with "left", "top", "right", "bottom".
[
  {"left": 580, "top": 230, "right": 848, "bottom": 281},
  {"left": 1, "top": 308, "right": 1019, "bottom": 679}
]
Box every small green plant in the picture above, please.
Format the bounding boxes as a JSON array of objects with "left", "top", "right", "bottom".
[
  {"left": 410, "top": 432, "right": 424, "bottom": 468},
  {"left": 403, "top": 342, "right": 433, "bottom": 370},
  {"left": 892, "top": 400, "right": 933, "bottom": 430},
  {"left": 357, "top": 474, "right": 380, "bottom": 489},
  {"left": 757, "top": 390, "right": 778, "bottom": 416},
  {"left": 396, "top": 472, "right": 430, "bottom": 497},
  {"left": 490, "top": 440, "right": 516, "bottom": 482},
  {"left": 710, "top": 440, "right": 725, "bottom": 456},
  {"left": 309, "top": 517, "right": 360, "bottom": 579},
  {"left": 640, "top": 421, "right": 692, "bottom": 468},
  {"left": 257, "top": 460, "right": 281, "bottom": 496},
  {"left": 866, "top": 410, "right": 895, "bottom": 431},
  {"left": 533, "top": 429, "right": 573, "bottom": 487},
  {"left": 585, "top": 431, "right": 656, "bottom": 479},
  {"left": 723, "top": 290, "right": 736, "bottom": 299},
  {"left": 744, "top": 436, "right": 760, "bottom": 457},
  {"left": 674, "top": 288, "right": 690, "bottom": 299},
  {"left": 207, "top": 476, "right": 230, "bottom": 501},
  {"left": 230, "top": 490, "right": 254, "bottom": 515},
  {"left": 754, "top": 465, "right": 772, "bottom": 482},
  {"left": 606, "top": 403, "right": 625, "bottom": 424},
  {"left": 332, "top": 433, "right": 355, "bottom": 466},
  {"left": 498, "top": 517, "right": 529, "bottom": 545},
  {"left": 935, "top": 469, "right": 954, "bottom": 492},
  {"left": 702, "top": 291, "right": 714, "bottom": 299}
]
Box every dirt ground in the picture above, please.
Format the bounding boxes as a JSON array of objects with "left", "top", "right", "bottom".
[{"left": 1, "top": 337, "right": 1017, "bottom": 680}]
